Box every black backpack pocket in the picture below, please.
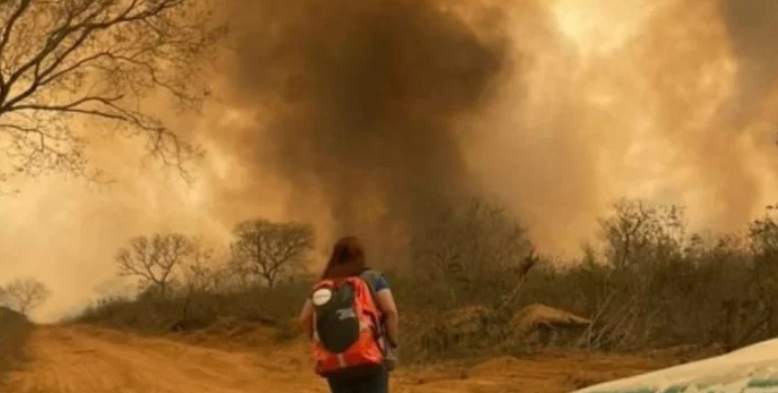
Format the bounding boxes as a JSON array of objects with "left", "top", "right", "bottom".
[{"left": 314, "top": 282, "right": 361, "bottom": 353}]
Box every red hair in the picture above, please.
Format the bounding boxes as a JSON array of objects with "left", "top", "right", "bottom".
[{"left": 321, "top": 236, "right": 366, "bottom": 279}]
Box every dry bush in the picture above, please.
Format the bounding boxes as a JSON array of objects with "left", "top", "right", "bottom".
[
  {"left": 394, "top": 198, "right": 539, "bottom": 362},
  {"left": 81, "top": 224, "right": 315, "bottom": 333},
  {"left": 519, "top": 201, "right": 778, "bottom": 353},
  {"left": 410, "top": 197, "right": 535, "bottom": 310},
  {"left": 0, "top": 306, "right": 33, "bottom": 387},
  {"left": 0, "top": 277, "right": 50, "bottom": 315},
  {"left": 75, "top": 270, "right": 315, "bottom": 335},
  {"left": 73, "top": 199, "right": 778, "bottom": 367},
  {"left": 396, "top": 199, "right": 778, "bottom": 362}
]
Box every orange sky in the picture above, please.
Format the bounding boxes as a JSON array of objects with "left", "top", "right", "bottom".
[{"left": 1, "top": 0, "right": 776, "bottom": 323}]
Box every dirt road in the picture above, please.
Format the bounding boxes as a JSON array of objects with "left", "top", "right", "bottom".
[{"left": 5, "top": 325, "right": 673, "bottom": 393}]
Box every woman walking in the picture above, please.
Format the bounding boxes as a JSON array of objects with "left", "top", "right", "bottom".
[{"left": 299, "top": 236, "right": 399, "bottom": 393}]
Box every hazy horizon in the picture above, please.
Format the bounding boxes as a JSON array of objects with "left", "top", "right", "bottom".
[{"left": 1, "top": 0, "right": 777, "bottom": 323}]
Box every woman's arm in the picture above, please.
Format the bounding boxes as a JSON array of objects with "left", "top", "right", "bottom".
[
  {"left": 375, "top": 289, "right": 399, "bottom": 347},
  {"left": 298, "top": 299, "right": 314, "bottom": 339}
]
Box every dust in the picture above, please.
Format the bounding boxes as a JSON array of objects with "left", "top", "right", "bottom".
[{"left": 2, "top": 0, "right": 778, "bottom": 321}]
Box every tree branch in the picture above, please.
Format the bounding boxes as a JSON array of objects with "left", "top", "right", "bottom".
[
  {"left": 230, "top": 220, "right": 314, "bottom": 288},
  {"left": 0, "top": 1, "right": 32, "bottom": 84},
  {"left": 0, "top": 0, "right": 222, "bottom": 181}
]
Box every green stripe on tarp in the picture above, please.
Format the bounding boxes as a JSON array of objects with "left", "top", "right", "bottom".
[
  {"left": 588, "top": 378, "right": 778, "bottom": 393},
  {"left": 747, "top": 377, "right": 778, "bottom": 388},
  {"left": 662, "top": 384, "right": 687, "bottom": 393}
]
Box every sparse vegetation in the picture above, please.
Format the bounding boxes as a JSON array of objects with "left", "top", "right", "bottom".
[
  {"left": 71, "top": 198, "right": 778, "bottom": 367},
  {"left": 78, "top": 220, "right": 316, "bottom": 333},
  {"left": 0, "top": 306, "right": 33, "bottom": 387},
  {"left": 229, "top": 219, "right": 315, "bottom": 289},
  {"left": 0, "top": 278, "right": 48, "bottom": 386},
  {"left": 0, "top": 277, "right": 51, "bottom": 315},
  {"left": 115, "top": 233, "right": 198, "bottom": 299}
]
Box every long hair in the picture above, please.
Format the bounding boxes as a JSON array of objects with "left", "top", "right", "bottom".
[{"left": 321, "top": 236, "right": 367, "bottom": 279}]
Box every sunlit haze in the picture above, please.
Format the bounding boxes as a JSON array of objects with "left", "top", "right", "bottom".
[{"left": 1, "top": 0, "right": 776, "bottom": 323}]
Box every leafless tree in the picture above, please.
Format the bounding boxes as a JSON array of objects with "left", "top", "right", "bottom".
[
  {"left": 749, "top": 204, "right": 778, "bottom": 256},
  {"left": 411, "top": 197, "right": 535, "bottom": 308},
  {"left": 0, "top": 277, "right": 51, "bottom": 314},
  {"left": 181, "top": 242, "right": 233, "bottom": 293},
  {"left": 116, "top": 232, "right": 194, "bottom": 297},
  {"left": 230, "top": 219, "right": 314, "bottom": 289},
  {"left": 576, "top": 199, "right": 696, "bottom": 350},
  {"left": 598, "top": 199, "right": 687, "bottom": 270},
  {"left": 746, "top": 204, "right": 778, "bottom": 338},
  {"left": 0, "top": 0, "right": 225, "bottom": 181}
]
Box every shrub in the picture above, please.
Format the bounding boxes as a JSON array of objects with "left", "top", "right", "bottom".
[
  {"left": 0, "top": 307, "right": 33, "bottom": 386},
  {"left": 71, "top": 199, "right": 778, "bottom": 365}
]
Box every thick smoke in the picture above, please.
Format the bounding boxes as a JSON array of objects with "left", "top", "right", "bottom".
[
  {"left": 5, "top": 0, "right": 778, "bottom": 322},
  {"left": 211, "top": 0, "right": 778, "bottom": 254},
  {"left": 631, "top": 0, "right": 778, "bottom": 229},
  {"left": 719, "top": 0, "right": 778, "bottom": 126},
  {"left": 221, "top": 0, "right": 516, "bottom": 261}
]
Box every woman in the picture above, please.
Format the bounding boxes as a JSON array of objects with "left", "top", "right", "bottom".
[{"left": 299, "top": 236, "right": 399, "bottom": 393}]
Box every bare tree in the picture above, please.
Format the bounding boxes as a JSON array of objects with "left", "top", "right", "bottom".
[
  {"left": 746, "top": 204, "right": 778, "bottom": 338},
  {"left": 230, "top": 219, "right": 314, "bottom": 289},
  {"left": 181, "top": 242, "right": 231, "bottom": 293},
  {"left": 411, "top": 197, "right": 535, "bottom": 308},
  {"left": 116, "top": 232, "right": 194, "bottom": 297},
  {"left": 579, "top": 199, "right": 695, "bottom": 350},
  {"left": 0, "top": 0, "right": 225, "bottom": 181},
  {"left": 598, "top": 199, "right": 687, "bottom": 270},
  {"left": 0, "top": 277, "right": 51, "bottom": 314}
]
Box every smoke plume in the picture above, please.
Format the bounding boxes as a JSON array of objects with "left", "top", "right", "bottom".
[
  {"left": 3, "top": 0, "right": 778, "bottom": 321},
  {"left": 217, "top": 0, "right": 519, "bottom": 262},
  {"left": 207, "top": 0, "right": 778, "bottom": 255},
  {"left": 719, "top": 0, "right": 778, "bottom": 126},
  {"left": 622, "top": 0, "right": 778, "bottom": 231}
]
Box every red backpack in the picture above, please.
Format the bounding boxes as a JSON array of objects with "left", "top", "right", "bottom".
[{"left": 309, "top": 272, "right": 385, "bottom": 377}]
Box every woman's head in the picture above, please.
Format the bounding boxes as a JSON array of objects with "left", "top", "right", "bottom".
[{"left": 321, "top": 236, "right": 366, "bottom": 279}]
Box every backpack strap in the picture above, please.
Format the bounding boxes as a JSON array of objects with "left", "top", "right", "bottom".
[
  {"left": 358, "top": 269, "right": 389, "bottom": 349},
  {"left": 358, "top": 269, "right": 383, "bottom": 314}
]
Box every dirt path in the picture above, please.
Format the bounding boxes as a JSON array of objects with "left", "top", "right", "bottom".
[
  {"left": 6, "top": 325, "right": 324, "bottom": 393},
  {"left": 6, "top": 325, "right": 673, "bottom": 393}
]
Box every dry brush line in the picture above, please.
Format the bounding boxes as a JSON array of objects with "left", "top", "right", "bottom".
[{"left": 0, "top": 307, "right": 33, "bottom": 386}]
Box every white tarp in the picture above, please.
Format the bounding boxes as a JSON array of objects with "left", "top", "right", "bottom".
[{"left": 572, "top": 338, "right": 778, "bottom": 393}]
